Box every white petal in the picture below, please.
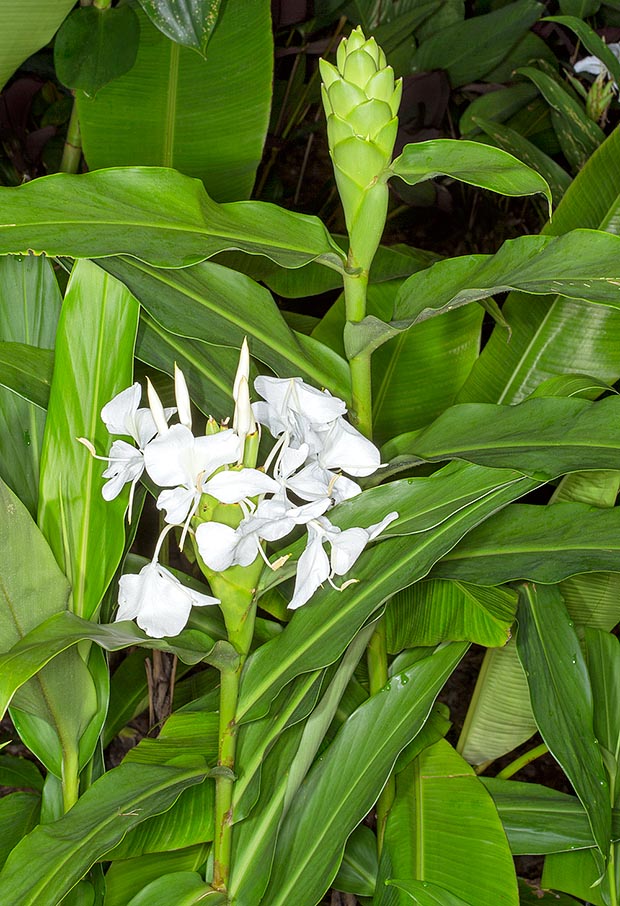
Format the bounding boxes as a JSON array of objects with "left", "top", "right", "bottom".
[
  {"left": 233, "top": 375, "right": 256, "bottom": 436},
  {"left": 329, "top": 527, "right": 369, "bottom": 575},
  {"left": 204, "top": 468, "right": 278, "bottom": 503},
  {"left": 101, "top": 441, "right": 144, "bottom": 500},
  {"left": 156, "top": 486, "right": 197, "bottom": 525},
  {"left": 116, "top": 562, "right": 218, "bottom": 638},
  {"left": 233, "top": 338, "right": 250, "bottom": 400},
  {"left": 288, "top": 529, "right": 330, "bottom": 609},
  {"left": 132, "top": 408, "right": 159, "bottom": 449},
  {"left": 144, "top": 424, "right": 197, "bottom": 488},
  {"left": 319, "top": 418, "right": 381, "bottom": 476},
  {"left": 147, "top": 378, "right": 170, "bottom": 435},
  {"left": 175, "top": 365, "right": 193, "bottom": 430},
  {"left": 366, "top": 510, "right": 399, "bottom": 540},
  {"left": 196, "top": 521, "right": 258, "bottom": 570},
  {"left": 574, "top": 54, "right": 607, "bottom": 76},
  {"left": 101, "top": 383, "right": 142, "bottom": 436}
]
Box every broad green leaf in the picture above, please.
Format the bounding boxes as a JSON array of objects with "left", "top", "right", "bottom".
[
  {"left": 0, "top": 1, "right": 75, "bottom": 91},
  {"left": 483, "top": 777, "right": 617, "bottom": 854},
  {"left": 333, "top": 825, "right": 378, "bottom": 897},
  {"left": 137, "top": 0, "right": 222, "bottom": 54},
  {"left": 0, "top": 763, "right": 207, "bottom": 906},
  {"left": 393, "top": 230, "right": 620, "bottom": 327},
  {"left": 239, "top": 467, "right": 537, "bottom": 722},
  {"left": 0, "top": 610, "right": 219, "bottom": 720},
  {"left": 0, "top": 256, "right": 60, "bottom": 515},
  {"left": 0, "top": 791, "right": 40, "bottom": 870},
  {"left": 0, "top": 755, "right": 43, "bottom": 792},
  {"left": 410, "top": 0, "right": 543, "bottom": 87},
  {"left": 390, "top": 139, "right": 551, "bottom": 211},
  {"left": 545, "top": 16, "right": 620, "bottom": 88},
  {"left": 258, "top": 645, "right": 469, "bottom": 906},
  {"left": 103, "top": 845, "right": 209, "bottom": 906},
  {"left": 459, "top": 84, "right": 539, "bottom": 136},
  {"left": 383, "top": 396, "right": 620, "bottom": 478},
  {"left": 126, "top": 871, "right": 220, "bottom": 906},
  {"left": 381, "top": 740, "right": 518, "bottom": 906},
  {"left": 386, "top": 579, "right": 517, "bottom": 650},
  {"left": 38, "top": 259, "right": 139, "bottom": 620},
  {"left": 0, "top": 169, "right": 344, "bottom": 270},
  {"left": 471, "top": 117, "right": 572, "bottom": 207},
  {"left": 516, "top": 585, "right": 610, "bottom": 860},
  {"left": 457, "top": 639, "right": 537, "bottom": 765},
  {"left": 517, "top": 66, "right": 604, "bottom": 170},
  {"left": 542, "top": 849, "right": 608, "bottom": 905},
  {"left": 432, "top": 502, "right": 620, "bottom": 585},
  {"left": 77, "top": 2, "right": 271, "bottom": 201},
  {"left": 386, "top": 879, "right": 474, "bottom": 906},
  {"left": 99, "top": 258, "right": 350, "bottom": 402},
  {"left": 54, "top": 5, "right": 140, "bottom": 97},
  {"left": 0, "top": 343, "right": 53, "bottom": 410}
]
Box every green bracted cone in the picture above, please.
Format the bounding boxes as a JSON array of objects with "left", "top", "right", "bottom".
[{"left": 320, "top": 26, "right": 402, "bottom": 271}]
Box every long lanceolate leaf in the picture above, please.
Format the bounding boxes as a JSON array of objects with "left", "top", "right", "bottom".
[
  {"left": 38, "top": 259, "right": 139, "bottom": 620},
  {"left": 0, "top": 168, "right": 344, "bottom": 270},
  {"left": 516, "top": 585, "right": 611, "bottom": 863},
  {"left": 0, "top": 764, "right": 207, "bottom": 906},
  {"left": 384, "top": 396, "right": 620, "bottom": 477},
  {"left": 99, "top": 258, "right": 351, "bottom": 402},
  {"left": 238, "top": 467, "right": 538, "bottom": 723},
  {"left": 257, "top": 644, "right": 468, "bottom": 906}
]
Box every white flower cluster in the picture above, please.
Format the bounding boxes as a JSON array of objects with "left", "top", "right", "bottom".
[{"left": 81, "top": 343, "right": 397, "bottom": 638}]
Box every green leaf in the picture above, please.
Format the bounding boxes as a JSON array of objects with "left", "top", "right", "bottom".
[
  {"left": 77, "top": 2, "right": 271, "bottom": 201},
  {"left": 471, "top": 118, "right": 572, "bottom": 207},
  {"left": 383, "top": 396, "right": 620, "bottom": 478},
  {"left": 99, "top": 258, "right": 350, "bottom": 402},
  {"left": 559, "top": 0, "right": 600, "bottom": 19},
  {"left": 332, "top": 825, "right": 378, "bottom": 897},
  {"left": 0, "top": 791, "right": 40, "bottom": 870},
  {"left": 381, "top": 740, "right": 518, "bottom": 906},
  {"left": 126, "top": 871, "right": 220, "bottom": 906},
  {"left": 0, "top": 256, "right": 60, "bottom": 516},
  {"left": 0, "top": 343, "right": 53, "bottom": 410},
  {"left": 410, "top": 0, "right": 543, "bottom": 87},
  {"left": 0, "top": 764, "right": 207, "bottom": 906},
  {"left": 0, "top": 169, "right": 344, "bottom": 270},
  {"left": 386, "top": 879, "right": 474, "bottom": 906},
  {"left": 542, "top": 849, "right": 609, "bottom": 904},
  {"left": 0, "top": 610, "right": 219, "bottom": 721},
  {"left": 0, "top": 1, "right": 75, "bottom": 91},
  {"left": 483, "top": 777, "right": 620, "bottom": 854},
  {"left": 517, "top": 66, "right": 604, "bottom": 170},
  {"left": 460, "top": 84, "right": 539, "bottom": 136},
  {"left": 518, "top": 878, "right": 582, "bottom": 904},
  {"left": 54, "top": 5, "right": 140, "bottom": 97},
  {"left": 38, "top": 260, "right": 139, "bottom": 620},
  {"left": 240, "top": 466, "right": 537, "bottom": 722},
  {"left": 257, "top": 646, "right": 469, "bottom": 906},
  {"left": 137, "top": 0, "right": 221, "bottom": 55},
  {"left": 391, "top": 139, "right": 551, "bottom": 212},
  {"left": 458, "top": 639, "right": 536, "bottom": 766},
  {"left": 393, "top": 230, "right": 620, "bottom": 328},
  {"left": 386, "top": 579, "right": 517, "bottom": 650},
  {"left": 0, "top": 755, "right": 43, "bottom": 792},
  {"left": 545, "top": 16, "right": 620, "bottom": 89},
  {"left": 432, "top": 502, "right": 620, "bottom": 585},
  {"left": 585, "top": 629, "right": 620, "bottom": 801},
  {"left": 516, "top": 585, "right": 610, "bottom": 860}
]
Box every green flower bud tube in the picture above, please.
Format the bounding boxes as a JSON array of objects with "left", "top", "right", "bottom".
[{"left": 320, "top": 26, "right": 401, "bottom": 274}]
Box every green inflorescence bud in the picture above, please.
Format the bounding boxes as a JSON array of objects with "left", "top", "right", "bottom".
[{"left": 320, "top": 26, "right": 402, "bottom": 271}]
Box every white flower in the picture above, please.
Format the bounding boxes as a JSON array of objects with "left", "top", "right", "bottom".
[
  {"left": 574, "top": 41, "right": 620, "bottom": 84},
  {"left": 196, "top": 496, "right": 329, "bottom": 572},
  {"left": 116, "top": 560, "right": 219, "bottom": 638},
  {"left": 78, "top": 382, "right": 175, "bottom": 520},
  {"left": 253, "top": 376, "right": 346, "bottom": 447},
  {"left": 289, "top": 510, "right": 399, "bottom": 610}
]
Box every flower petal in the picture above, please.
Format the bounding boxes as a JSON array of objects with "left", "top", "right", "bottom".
[
  {"left": 204, "top": 468, "right": 278, "bottom": 503},
  {"left": 288, "top": 528, "right": 331, "bottom": 609},
  {"left": 101, "top": 383, "right": 142, "bottom": 436}
]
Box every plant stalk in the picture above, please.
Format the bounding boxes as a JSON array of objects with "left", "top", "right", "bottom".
[
  {"left": 343, "top": 268, "right": 372, "bottom": 436},
  {"left": 212, "top": 659, "right": 242, "bottom": 892},
  {"left": 367, "top": 620, "right": 395, "bottom": 850},
  {"left": 59, "top": 97, "right": 82, "bottom": 174},
  {"left": 495, "top": 742, "right": 548, "bottom": 780}
]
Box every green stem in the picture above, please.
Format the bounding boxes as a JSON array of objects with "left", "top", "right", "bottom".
[
  {"left": 495, "top": 742, "right": 548, "bottom": 780},
  {"left": 61, "top": 747, "right": 80, "bottom": 812},
  {"left": 59, "top": 98, "right": 82, "bottom": 174},
  {"left": 608, "top": 846, "right": 619, "bottom": 906},
  {"left": 212, "top": 660, "right": 242, "bottom": 893},
  {"left": 343, "top": 268, "right": 372, "bottom": 436}
]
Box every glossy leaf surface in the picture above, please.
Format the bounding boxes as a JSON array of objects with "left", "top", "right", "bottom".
[
  {"left": 0, "top": 1, "right": 75, "bottom": 91},
  {"left": 137, "top": 0, "right": 222, "bottom": 54}
]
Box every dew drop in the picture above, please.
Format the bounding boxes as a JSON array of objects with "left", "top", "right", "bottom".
[{"left": 23, "top": 430, "right": 31, "bottom": 447}]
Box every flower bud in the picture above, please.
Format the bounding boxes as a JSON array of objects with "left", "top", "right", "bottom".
[{"left": 320, "top": 26, "right": 401, "bottom": 271}]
